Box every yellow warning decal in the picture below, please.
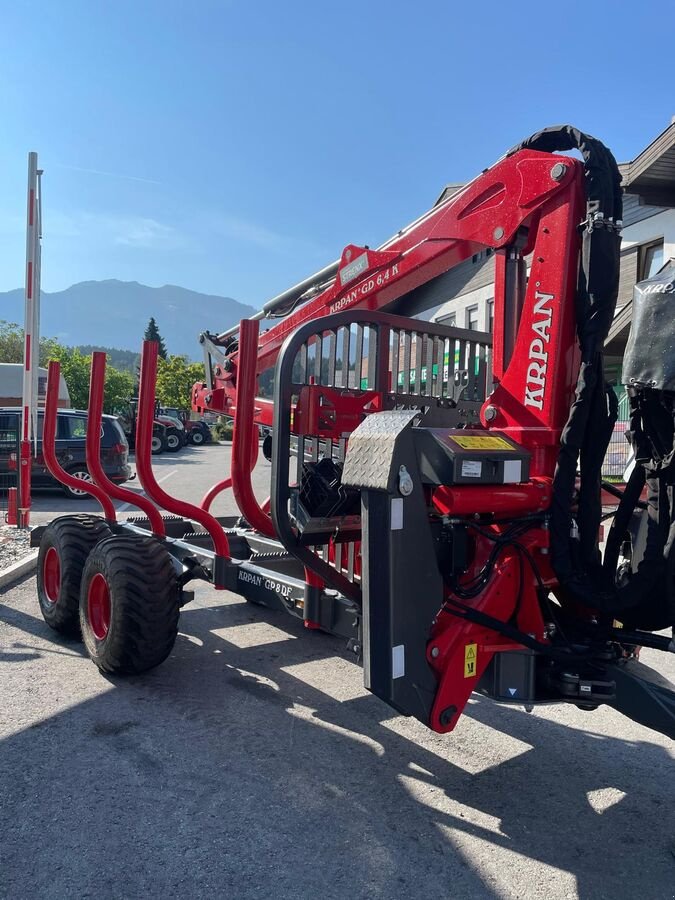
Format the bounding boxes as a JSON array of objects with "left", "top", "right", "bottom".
[
  {"left": 464, "top": 643, "right": 478, "bottom": 678},
  {"left": 450, "top": 435, "right": 513, "bottom": 451}
]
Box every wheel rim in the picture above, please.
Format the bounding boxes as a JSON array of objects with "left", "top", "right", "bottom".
[
  {"left": 167, "top": 435, "right": 179, "bottom": 449},
  {"left": 43, "top": 547, "right": 61, "bottom": 604},
  {"left": 69, "top": 471, "right": 93, "bottom": 496},
  {"left": 192, "top": 432, "right": 203, "bottom": 444},
  {"left": 152, "top": 437, "right": 162, "bottom": 451},
  {"left": 87, "top": 573, "right": 111, "bottom": 640}
]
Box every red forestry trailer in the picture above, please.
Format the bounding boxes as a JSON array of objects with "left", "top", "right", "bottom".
[{"left": 33, "top": 127, "right": 675, "bottom": 742}]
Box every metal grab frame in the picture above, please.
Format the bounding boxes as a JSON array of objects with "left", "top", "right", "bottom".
[
  {"left": 86, "top": 352, "right": 166, "bottom": 537},
  {"left": 135, "top": 340, "right": 231, "bottom": 581},
  {"left": 270, "top": 308, "right": 492, "bottom": 604},
  {"left": 43, "top": 361, "right": 117, "bottom": 522}
]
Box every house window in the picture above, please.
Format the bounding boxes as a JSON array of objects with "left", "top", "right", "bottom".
[
  {"left": 442, "top": 313, "right": 456, "bottom": 327},
  {"left": 0, "top": 413, "right": 20, "bottom": 440},
  {"left": 640, "top": 240, "right": 664, "bottom": 280},
  {"left": 487, "top": 299, "right": 494, "bottom": 333},
  {"left": 467, "top": 306, "right": 479, "bottom": 330}
]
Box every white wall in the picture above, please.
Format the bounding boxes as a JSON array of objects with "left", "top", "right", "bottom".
[
  {"left": 431, "top": 207, "right": 675, "bottom": 331},
  {"left": 431, "top": 282, "right": 495, "bottom": 331},
  {"left": 620, "top": 207, "right": 675, "bottom": 261}
]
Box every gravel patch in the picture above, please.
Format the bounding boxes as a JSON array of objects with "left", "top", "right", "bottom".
[{"left": 0, "top": 526, "right": 33, "bottom": 572}]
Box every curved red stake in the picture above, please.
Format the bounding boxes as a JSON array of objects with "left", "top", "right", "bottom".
[
  {"left": 86, "top": 352, "right": 165, "bottom": 537},
  {"left": 135, "top": 341, "right": 230, "bottom": 569},
  {"left": 200, "top": 422, "right": 258, "bottom": 512},
  {"left": 43, "top": 361, "right": 116, "bottom": 522},
  {"left": 231, "top": 319, "right": 275, "bottom": 537}
]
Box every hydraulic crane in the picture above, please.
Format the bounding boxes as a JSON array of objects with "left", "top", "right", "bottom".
[{"left": 34, "top": 126, "right": 675, "bottom": 742}]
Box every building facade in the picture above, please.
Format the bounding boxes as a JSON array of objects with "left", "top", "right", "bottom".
[{"left": 429, "top": 120, "right": 675, "bottom": 367}]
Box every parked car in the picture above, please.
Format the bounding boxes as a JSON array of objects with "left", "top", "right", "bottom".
[{"left": 0, "top": 407, "right": 132, "bottom": 499}]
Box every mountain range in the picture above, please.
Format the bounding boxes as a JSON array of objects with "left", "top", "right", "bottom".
[{"left": 0, "top": 280, "right": 255, "bottom": 359}]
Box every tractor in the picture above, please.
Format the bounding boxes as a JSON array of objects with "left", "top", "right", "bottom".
[{"left": 115, "top": 399, "right": 182, "bottom": 454}]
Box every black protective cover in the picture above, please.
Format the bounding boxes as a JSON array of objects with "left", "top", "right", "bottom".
[
  {"left": 622, "top": 262, "right": 675, "bottom": 390},
  {"left": 511, "top": 126, "right": 623, "bottom": 606}
]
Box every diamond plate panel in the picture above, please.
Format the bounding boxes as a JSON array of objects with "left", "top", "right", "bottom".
[{"left": 342, "top": 409, "right": 418, "bottom": 490}]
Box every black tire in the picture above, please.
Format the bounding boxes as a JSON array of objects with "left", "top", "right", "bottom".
[
  {"left": 262, "top": 433, "right": 272, "bottom": 462},
  {"left": 37, "top": 515, "right": 112, "bottom": 635},
  {"left": 190, "top": 429, "right": 205, "bottom": 446},
  {"left": 165, "top": 430, "right": 182, "bottom": 452},
  {"left": 79, "top": 535, "right": 180, "bottom": 674},
  {"left": 151, "top": 434, "right": 165, "bottom": 455}
]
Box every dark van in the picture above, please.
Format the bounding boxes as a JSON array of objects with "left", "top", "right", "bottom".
[{"left": 0, "top": 408, "right": 132, "bottom": 499}]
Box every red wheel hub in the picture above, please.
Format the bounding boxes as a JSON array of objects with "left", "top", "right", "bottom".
[
  {"left": 42, "top": 547, "right": 61, "bottom": 604},
  {"left": 87, "top": 573, "right": 111, "bottom": 640}
]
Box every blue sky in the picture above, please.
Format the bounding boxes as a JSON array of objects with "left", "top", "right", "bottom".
[{"left": 0, "top": 0, "right": 673, "bottom": 309}]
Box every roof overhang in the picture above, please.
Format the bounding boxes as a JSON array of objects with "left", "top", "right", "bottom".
[
  {"left": 621, "top": 120, "right": 675, "bottom": 208},
  {"left": 434, "top": 182, "right": 465, "bottom": 206},
  {"left": 436, "top": 122, "right": 675, "bottom": 209}
]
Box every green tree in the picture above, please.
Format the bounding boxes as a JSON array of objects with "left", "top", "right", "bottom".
[
  {"left": 143, "top": 317, "right": 168, "bottom": 360},
  {"left": 0, "top": 320, "right": 70, "bottom": 367},
  {"left": 45, "top": 345, "right": 135, "bottom": 413},
  {"left": 47, "top": 345, "right": 92, "bottom": 409},
  {"left": 102, "top": 365, "right": 135, "bottom": 414},
  {"left": 77, "top": 345, "right": 140, "bottom": 374},
  {"left": 0, "top": 322, "right": 135, "bottom": 414},
  {"left": 155, "top": 354, "right": 205, "bottom": 410},
  {"left": 0, "top": 321, "right": 24, "bottom": 363},
  {"left": 40, "top": 336, "right": 64, "bottom": 366}
]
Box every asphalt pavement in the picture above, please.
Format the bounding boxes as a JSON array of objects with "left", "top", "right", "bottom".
[
  {"left": 28, "top": 442, "right": 269, "bottom": 526},
  {"left": 1, "top": 442, "right": 674, "bottom": 899}
]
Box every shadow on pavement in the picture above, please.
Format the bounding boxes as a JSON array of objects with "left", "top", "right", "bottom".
[{"left": 0, "top": 584, "right": 673, "bottom": 899}]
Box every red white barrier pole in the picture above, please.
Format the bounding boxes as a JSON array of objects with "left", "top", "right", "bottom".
[{"left": 19, "top": 152, "right": 41, "bottom": 528}]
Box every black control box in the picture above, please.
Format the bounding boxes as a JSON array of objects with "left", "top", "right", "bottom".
[
  {"left": 478, "top": 650, "right": 537, "bottom": 703},
  {"left": 414, "top": 428, "right": 530, "bottom": 486}
]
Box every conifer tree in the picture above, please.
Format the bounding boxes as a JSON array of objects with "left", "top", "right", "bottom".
[{"left": 143, "top": 317, "right": 168, "bottom": 359}]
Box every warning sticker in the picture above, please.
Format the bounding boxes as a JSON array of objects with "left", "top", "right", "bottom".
[
  {"left": 464, "top": 643, "right": 477, "bottom": 678},
  {"left": 450, "top": 435, "right": 513, "bottom": 451}
]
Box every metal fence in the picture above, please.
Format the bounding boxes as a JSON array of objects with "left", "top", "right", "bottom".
[
  {"left": 0, "top": 428, "right": 20, "bottom": 522},
  {"left": 602, "top": 391, "right": 631, "bottom": 482}
]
